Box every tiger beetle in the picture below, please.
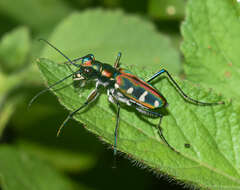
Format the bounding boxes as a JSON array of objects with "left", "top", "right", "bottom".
[{"left": 30, "top": 39, "right": 224, "bottom": 155}]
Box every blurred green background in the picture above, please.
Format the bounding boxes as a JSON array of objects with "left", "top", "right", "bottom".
[{"left": 0, "top": 0, "right": 187, "bottom": 190}]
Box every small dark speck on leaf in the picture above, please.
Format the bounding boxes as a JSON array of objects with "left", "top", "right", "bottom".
[{"left": 224, "top": 71, "right": 231, "bottom": 78}]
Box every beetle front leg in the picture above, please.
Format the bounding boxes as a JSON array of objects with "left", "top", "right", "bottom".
[{"left": 57, "top": 88, "right": 99, "bottom": 136}]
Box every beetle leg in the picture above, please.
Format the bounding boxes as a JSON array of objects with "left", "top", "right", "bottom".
[
  {"left": 134, "top": 105, "right": 178, "bottom": 152},
  {"left": 114, "top": 102, "right": 121, "bottom": 156},
  {"left": 157, "top": 115, "right": 178, "bottom": 153},
  {"left": 147, "top": 69, "right": 223, "bottom": 105},
  {"left": 114, "top": 52, "right": 122, "bottom": 69},
  {"left": 107, "top": 89, "right": 121, "bottom": 156},
  {"left": 146, "top": 69, "right": 165, "bottom": 83},
  {"left": 57, "top": 88, "right": 99, "bottom": 136}
]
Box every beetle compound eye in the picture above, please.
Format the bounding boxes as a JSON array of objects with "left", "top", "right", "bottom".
[{"left": 82, "top": 58, "right": 89, "bottom": 63}]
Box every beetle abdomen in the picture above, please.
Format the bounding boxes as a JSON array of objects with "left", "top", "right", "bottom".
[{"left": 115, "top": 70, "right": 167, "bottom": 109}]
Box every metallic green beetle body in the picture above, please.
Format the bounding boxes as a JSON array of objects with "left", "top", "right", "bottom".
[{"left": 73, "top": 55, "right": 167, "bottom": 117}]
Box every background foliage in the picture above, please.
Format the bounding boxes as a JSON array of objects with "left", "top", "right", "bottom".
[{"left": 0, "top": 0, "right": 239, "bottom": 190}]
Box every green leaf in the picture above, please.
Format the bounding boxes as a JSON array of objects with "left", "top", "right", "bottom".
[
  {"left": 181, "top": 0, "right": 240, "bottom": 102},
  {"left": 41, "top": 9, "right": 181, "bottom": 75},
  {"left": 0, "top": 145, "right": 79, "bottom": 190},
  {"left": 37, "top": 57, "right": 236, "bottom": 190},
  {"left": 0, "top": 97, "right": 20, "bottom": 137},
  {"left": 16, "top": 140, "right": 97, "bottom": 173},
  {"left": 102, "top": 0, "right": 121, "bottom": 8},
  {"left": 0, "top": 26, "right": 30, "bottom": 73},
  {"left": 36, "top": 10, "right": 240, "bottom": 190},
  {"left": 0, "top": 0, "right": 71, "bottom": 32},
  {"left": 0, "top": 69, "right": 27, "bottom": 137},
  {"left": 148, "top": 0, "right": 186, "bottom": 20},
  {"left": 0, "top": 28, "right": 43, "bottom": 135}
]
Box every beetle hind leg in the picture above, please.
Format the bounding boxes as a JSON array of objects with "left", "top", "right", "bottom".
[
  {"left": 136, "top": 106, "right": 178, "bottom": 153},
  {"left": 157, "top": 115, "right": 178, "bottom": 153}
]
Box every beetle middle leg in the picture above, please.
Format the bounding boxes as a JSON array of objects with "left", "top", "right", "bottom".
[
  {"left": 114, "top": 102, "right": 121, "bottom": 156},
  {"left": 107, "top": 90, "right": 122, "bottom": 156}
]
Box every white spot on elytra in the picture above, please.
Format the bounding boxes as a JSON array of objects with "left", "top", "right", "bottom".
[
  {"left": 154, "top": 100, "right": 159, "bottom": 107},
  {"left": 126, "top": 87, "right": 134, "bottom": 94},
  {"left": 115, "top": 83, "right": 119, "bottom": 89},
  {"left": 139, "top": 91, "right": 148, "bottom": 102}
]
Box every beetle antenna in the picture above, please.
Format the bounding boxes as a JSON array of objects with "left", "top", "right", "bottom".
[
  {"left": 38, "top": 39, "right": 81, "bottom": 71},
  {"left": 29, "top": 39, "right": 83, "bottom": 108},
  {"left": 62, "top": 57, "right": 84, "bottom": 65},
  {"left": 28, "top": 73, "right": 74, "bottom": 108}
]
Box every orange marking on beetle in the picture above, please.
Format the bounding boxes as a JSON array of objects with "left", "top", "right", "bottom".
[
  {"left": 119, "top": 68, "right": 124, "bottom": 73},
  {"left": 116, "top": 75, "right": 121, "bottom": 84},
  {"left": 102, "top": 70, "right": 113, "bottom": 78},
  {"left": 131, "top": 97, "right": 155, "bottom": 109},
  {"left": 83, "top": 60, "right": 92, "bottom": 66}
]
